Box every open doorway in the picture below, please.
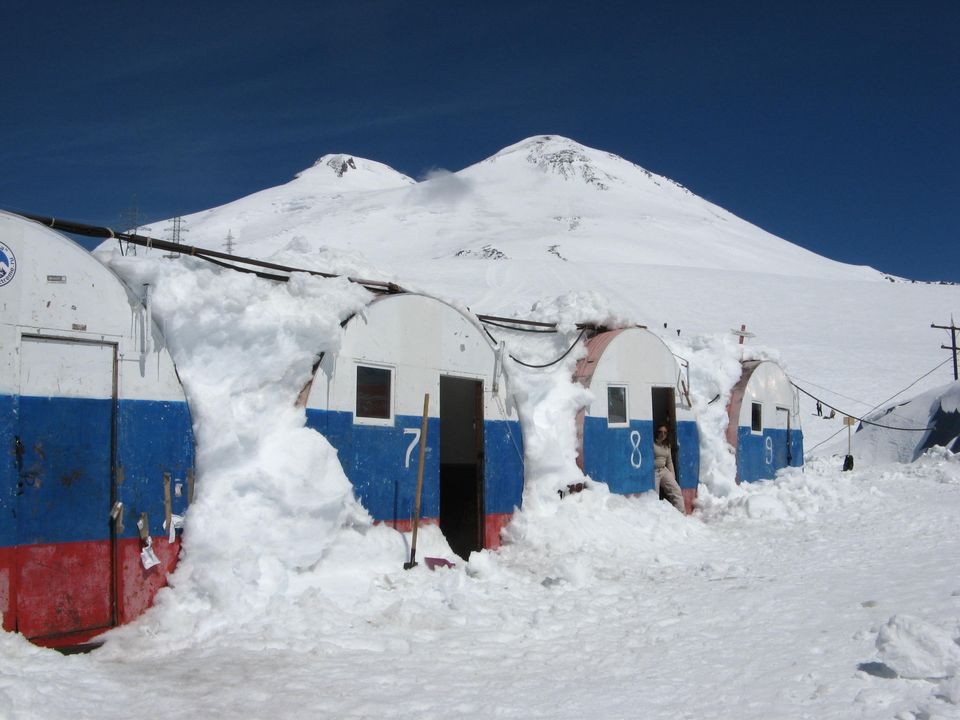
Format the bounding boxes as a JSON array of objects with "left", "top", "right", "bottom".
[
  {"left": 439, "top": 376, "right": 484, "bottom": 559},
  {"left": 651, "top": 386, "right": 679, "bottom": 486}
]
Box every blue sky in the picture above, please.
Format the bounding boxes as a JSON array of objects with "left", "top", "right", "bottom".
[{"left": 2, "top": 1, "right": 957, "bottom": 281}]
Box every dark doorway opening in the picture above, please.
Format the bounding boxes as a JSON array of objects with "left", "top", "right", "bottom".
[
  {"left": 439, "top": 376, "right": 484, "bottom": 559},
  {"left": 651, "top": 386, "right": 679, "bottom": 486}
]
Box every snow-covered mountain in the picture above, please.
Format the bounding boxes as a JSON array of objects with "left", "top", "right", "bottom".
[
  {"left": 176, "top": 135, "right": 878, "bottom": 281},
  {"left": 129, "top": 135, "right": 954, "bottom": 455}
]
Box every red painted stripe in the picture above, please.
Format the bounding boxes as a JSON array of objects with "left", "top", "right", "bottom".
[
  {"left": 17, "top": 541, "right": 113, "bottom": 640},
  {"left": 381, "top": 514, "right": 513, "bottom": 551},
  {"left": 116, "top": 536, "right": 181, "bottom": 626},
  {"left": 1, "top": 536, "right": 180, "bottom": 648},
  {"left": 0, "top": 546, "right": 15, "bottom": 633},
  {"left": 681, "top": 488, "right": 697, "bottom": 515},
  {"left": 484, "top": 513, "right": 513, "bottom": 550},
  {"left": 382, "top": 517, "right": 439, "bottom": 533}
]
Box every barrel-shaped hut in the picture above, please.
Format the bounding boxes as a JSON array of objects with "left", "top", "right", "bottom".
[
  {"left": 726, "top": 359, "right": 804, "bottom": 483},
  {"left": 302, "top": 293, "right": 524, "bottom": 559},
  {"left": 0, "top": 211, "right": 194, "bottom": 648},
  {"left": 574, "top": 327, "right": 700, "bottom": 513}
]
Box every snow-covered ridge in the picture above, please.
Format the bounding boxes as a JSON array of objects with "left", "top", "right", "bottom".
[{"left": 154, "top": 135, "right": 884, "bottom": 283}]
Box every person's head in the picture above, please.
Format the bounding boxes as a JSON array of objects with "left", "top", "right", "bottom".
[{"left": 656, "top": 425, "right": 668, "bottom": 442}]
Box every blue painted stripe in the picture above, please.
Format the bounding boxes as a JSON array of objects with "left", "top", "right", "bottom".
[
  {"left": 675, "top": 420, "right": 700, "bottom": 490},
  {"left": 0, "top": 394, "right": 16, "bottom": 547},
  {"left": 1, "top": 394, "right": 194, "bottom": 547},
  {"left": 736, "top": 426, "right": 804, "bottom": 483},
  {"left": 582, "top": 418, "right": 700, "bottom": 495},
  {"left": 116, "top": 399, "right": 194, "bottom": 538},
  {"left": 306, "top": 409, "right": 524, "bottom": 522},
  {"left": 582, "top": 417, "right": 655, "bottom": 495},
  {"left": 16, "top": 395, "right": 113, "bottom": 545},
  {"left": 483, "top": 417, "right": 525, "bottom": 515}
]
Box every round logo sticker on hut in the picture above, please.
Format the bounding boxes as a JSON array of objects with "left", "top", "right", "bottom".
[{"left": 0, "top": 242, "right": 16, "bottom": 287}]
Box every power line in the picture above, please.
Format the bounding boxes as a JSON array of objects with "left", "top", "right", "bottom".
[
  {"left": 792, "top": 383, "right": 932, "bottom": 432},
  {"left": 483, "top": 327, "right": 587, "bottom": 369},
  {"left": 792, "top": 357, "right": 953, "bottom": 448}
]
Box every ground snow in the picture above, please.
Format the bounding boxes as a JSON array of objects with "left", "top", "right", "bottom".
[{"left": 3, "top": 218, "right": 959, "bottom": 717}]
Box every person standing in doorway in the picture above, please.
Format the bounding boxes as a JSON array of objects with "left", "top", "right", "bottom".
[{"left": 654, "top": 425, "right": 685, "bottom": 513}]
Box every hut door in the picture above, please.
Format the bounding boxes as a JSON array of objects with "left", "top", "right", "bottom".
[
  {"left": 438, "top": 376, "right": 485, "bottom": 559},
  {"left": 776, "top": 406, "right": 792, "bottom": 468},
  {"left": 15, "top": 337, "right": 117, "bottom": 641},
  {"left": 651, "top": 387, "right": 679, "bottom": 484}
]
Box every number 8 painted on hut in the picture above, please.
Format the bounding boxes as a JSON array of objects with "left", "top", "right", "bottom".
[{"left": 629, "top": 430, "right": 642, "bottom": 469}]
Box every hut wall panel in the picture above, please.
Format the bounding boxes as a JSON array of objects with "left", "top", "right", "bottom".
[
  {"left": 0, "top": 328, "right": 17, "bottom": 395},
  {"left": 0, "top": 546, "right": 14, "bottom": 632},
  {"left": 581, "top": 417, "right": 656, "bottom": 495},
  {"left": 116, "top": 536, "right": 181, "bottom": 625},
  {"left": 308, "top": 409, "right": 442, "bottom": 523},
  {"left": 2, "top": 396, "right": 192, "bottom": 640},
  {"left": 308, "top": 409, "right": 524, "bottom": 526},
  {"left": 16, "top": 395, "right": 114, "bottom": 544},
  {"left": 736, "top": 362, "right": 798, "bottom": 430},
  {"left": 484, "top": 513, "right": 512, "bottom": 550},
  {"left": 118, "top": 353, "right": 196, "bottom": 404},
  {"left": 482, "top": 419, "right": 524, "bottom": 515},
  {"left": 736, "top": 426, "right": 804, "bottom": 483},
  {"left": 115, "top": 399, "right": 194, "bottom": 539},
  {"left": 15, "top": 540, "right": 113, "bottom": 639},
  {"left": 0, "top": 393, "right": 15, "bottom": 549},
  {"left": 676, "top": 419, "right": 701, "bottom": 490}
]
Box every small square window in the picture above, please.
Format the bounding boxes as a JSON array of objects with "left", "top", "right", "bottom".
[
  {"left": 608, "top": 385, "right": 627, "bottom": 425},
  {"left": 356, "top": 365, "right": 392, "bottom": 420},
  {"left": 751, "top": 402, "right": 762, "bottom": 432}
]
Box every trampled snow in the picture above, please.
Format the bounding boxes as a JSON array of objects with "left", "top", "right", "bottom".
[{"left": 4, "top": 137, "right": 960, "bottom": 719}]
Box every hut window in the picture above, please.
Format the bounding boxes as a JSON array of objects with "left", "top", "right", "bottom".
[
  {"left": 607, "top": 385, "right": 628, "bottom": 426},
  {"left": 356, "top": 365, "right": 392, "bottom": 421},
  {"left": 751, "top": 402, "right": 762, "bottom": 432}
]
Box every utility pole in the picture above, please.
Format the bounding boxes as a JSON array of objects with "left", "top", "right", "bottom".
[
  {"left": 119, "top": 196, "right": 150, "bottom": 256},
  {"left": 224, "top": 229, "right": 236, "bottom": 255},
  {"left": 932, "top": 317, "right": 959, "bottom": 381},
  {"left": 164, "top": 216, "right": 188, "bottom": 259}
]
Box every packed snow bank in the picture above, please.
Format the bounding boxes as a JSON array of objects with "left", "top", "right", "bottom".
[
  {"left": 875, "top": 614, "right": 960, "bottom": 680},
  {"left": 95, "top": 251, "right": 417, "bottom": 648}
]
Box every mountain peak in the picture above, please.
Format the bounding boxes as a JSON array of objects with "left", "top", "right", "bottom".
[
  {"left": 321, "top": 154, "right": 358, "bottom": 177},
  {"left": 294, "top": 154, "right": 416, "bottom": 190},
  {"left": 480, "top": 135, "right": 660, "bottom": 192}
]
